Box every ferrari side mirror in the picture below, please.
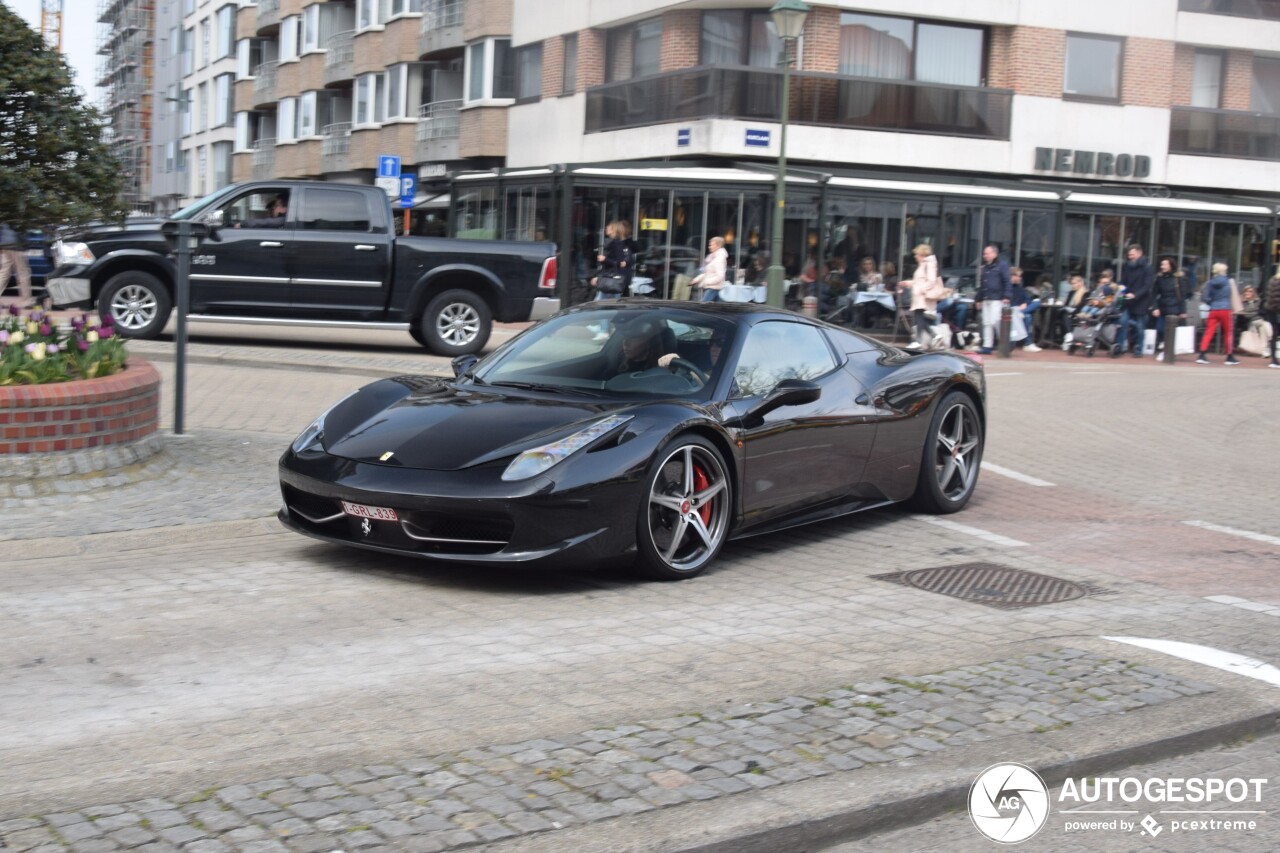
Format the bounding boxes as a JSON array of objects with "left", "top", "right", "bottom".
[
  {"left": 451, "top": 354, "right": 479, "bottom": 379},
  {"left": 740, "top": 378, "right": 821, "bottom": 424}
]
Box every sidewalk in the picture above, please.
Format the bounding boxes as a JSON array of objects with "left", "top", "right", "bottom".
[{"left": 3, "top": 324, "right": 1279, "bottom": 852}]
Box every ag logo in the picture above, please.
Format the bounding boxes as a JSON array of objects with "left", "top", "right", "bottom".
[{"left": 969, "top": 762, "right": 1050, "bottom": 844}]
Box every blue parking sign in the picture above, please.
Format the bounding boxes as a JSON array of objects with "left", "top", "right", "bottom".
[
  {"left": 399, "top": 174, "right": 417, "bottom": 209},
  {"left": 378, "top": 155, "right": 401, "bottom": 178}
]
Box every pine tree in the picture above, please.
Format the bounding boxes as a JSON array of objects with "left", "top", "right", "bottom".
[{"left": 0, "top": 2, "right": 125, "bottom": 233}]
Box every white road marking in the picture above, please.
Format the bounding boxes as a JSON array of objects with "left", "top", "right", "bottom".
[
  {"left": 1183, "top": 520, "right": 1280, "bottom": 547},
  {"left": 1103, "top": 637, "right": 1280, "bottom": 689},
  {"left": 911, "top": 516, "right": 1028, "bottom": 547},
  {"left": 980, "top": 462, "right": 1055, "bottom": 487},
  {"left": 1204, "top": 595, "right": 1280, "bottom": 616}
]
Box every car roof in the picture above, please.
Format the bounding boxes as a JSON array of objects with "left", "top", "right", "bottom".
[{"left": 570, "top": 299, "right": 802, "bottom": 325}]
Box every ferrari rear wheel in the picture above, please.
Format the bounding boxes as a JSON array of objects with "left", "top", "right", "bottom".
[
  {"left": 636, "top": 436, "right": 731, "bottom": 580},
  {"left": 910, "top": 391, "right": 983, "bottom": 514}
]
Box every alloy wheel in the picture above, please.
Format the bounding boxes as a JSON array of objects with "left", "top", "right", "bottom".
[
  {"left": 436, "top": 302, "right": 481, "bottom": 348},
  {"left": 933, "top": 402, "right": 981, "bottom": 501},
  {"left": 647, "top": 443, "right": 730, "bottom": 572},
  {"left": 110, "top": 284, "right": 159, "bottom": 331}
]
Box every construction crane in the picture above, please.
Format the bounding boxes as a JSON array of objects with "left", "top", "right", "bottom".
[{"left": 41, "top": 0, "right": 64, "bottom": 53}]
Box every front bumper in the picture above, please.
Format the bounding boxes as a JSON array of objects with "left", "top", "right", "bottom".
[
  {"left": 277, "top": 450, "right": 642, "bottom": 567},
  {"left": 46, "top": 267, "right": 92, "bottom": 307}
]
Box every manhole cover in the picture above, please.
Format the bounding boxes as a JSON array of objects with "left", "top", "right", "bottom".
[{"left": 874, "top": 563, "right": 1094, "bottom": 609}]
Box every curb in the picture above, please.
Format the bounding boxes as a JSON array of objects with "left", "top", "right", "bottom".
[
  {"left": 128, "top": 346, "right": 450, "bottom": 379},
  {"left": 482, "top": 685, "right": 1280, "bottom": 853}
]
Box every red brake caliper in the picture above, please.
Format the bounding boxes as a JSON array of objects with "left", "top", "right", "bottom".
[{"left": 692, "top": 465, "right": 712, "bottom": 526}]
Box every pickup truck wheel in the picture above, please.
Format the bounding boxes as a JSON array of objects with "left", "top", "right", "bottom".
[
  {"left": 98, "top": 271, "right": 172, "bottom": 339},
  {"left": 421, "top": 289, "right": 491, "bottom": 356}
]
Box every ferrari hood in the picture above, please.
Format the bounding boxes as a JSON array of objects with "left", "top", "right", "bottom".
[{"left": 322, "top": 377, "right": 620, "bottom": 470}]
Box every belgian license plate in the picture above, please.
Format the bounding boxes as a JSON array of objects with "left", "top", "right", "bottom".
[{"left": 341, "top": 501, "right": 398, "bottom": 521}]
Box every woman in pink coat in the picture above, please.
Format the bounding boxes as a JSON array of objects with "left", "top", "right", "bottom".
[{"left": 908, "top": 244, "right": 951, "bottom": 349}]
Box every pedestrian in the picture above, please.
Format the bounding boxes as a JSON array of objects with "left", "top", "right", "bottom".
[
  {"left": 1151, "top": 257, "right": 1188, "bottom": 360},
  {"left": 907, "top": 243, "right": 949, "bottom": 350},
  {"left": 1260, "top": 272, "right": 1280, "bottom": 368},
  {"left": 974, "top": 244, "right": 1011, "bottom": 354},
  {"left": 1117, "top": 244, "right": 1154, "bottom": 356},
  {"left": 692, "top": 236, "right": 728, "bottom": 302},
  {"left": 592, "top": 220, "right": 632, "bottom": 301},
  {"left": 1008, "top": 266, "right": 1042, "bottom": 352},
  {"left": 1196, "top": 262, "right": 1240, "bottom": 365},
  {"left": 0, "top": 222, "right": 33, "bottom": 308}
]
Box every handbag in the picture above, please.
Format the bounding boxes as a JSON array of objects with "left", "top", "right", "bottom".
[
  {"left": 1238, "top": 318, "right": 1273, "bottom": 357},
  {"left": 1229, "top": 278, "right": 1244, "bottom": 314},
  {"left": 596, "top": 273, "right": 625, "bottom": 294}
]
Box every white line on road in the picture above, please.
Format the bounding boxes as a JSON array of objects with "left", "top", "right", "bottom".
[
  {"left": 910, "top": 516, "right": 1029, "bottom": 547},
  {"left": 1183, "top": 520, "right": 1280, "bottom": 547},
  {"left": 980, "top": 462, "right": 1055, "bottom": 487},
  {"left": 1103, "top": 637, "right": 1280, "bottom": 689}
]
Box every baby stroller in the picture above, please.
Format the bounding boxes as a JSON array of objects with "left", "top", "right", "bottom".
[{"left": 1064, "top": 300, "right": 1123, "bottom": 357}]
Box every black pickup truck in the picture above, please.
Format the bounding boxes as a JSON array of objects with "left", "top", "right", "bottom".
[{"left": 46, "top": 181, "right": 557, "bottom": 355}]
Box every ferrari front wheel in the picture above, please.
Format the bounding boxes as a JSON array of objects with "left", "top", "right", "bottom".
[
  {"left": 910, "top": 390, "right": 983, "bottom": 514},
  {"left": 636, "top": 436, "right": 731, "bottom": 580}
]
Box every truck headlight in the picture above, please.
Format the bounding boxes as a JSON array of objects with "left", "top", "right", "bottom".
[{"left": 56, "top": 241, "right": 95, "bottom": 265}]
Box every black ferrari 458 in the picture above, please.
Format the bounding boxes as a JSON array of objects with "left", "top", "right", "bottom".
[{"left": 278, "top": 301, "right": 986, "bottom": 579}]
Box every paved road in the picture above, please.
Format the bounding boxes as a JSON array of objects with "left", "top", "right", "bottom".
[{"left": 2, "top": 329, "right": 1278, "bottom": 851}]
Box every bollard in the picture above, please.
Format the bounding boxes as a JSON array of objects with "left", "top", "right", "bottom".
[
  {"left": 802, "top": 295, "right": 818, "bottom": 317},
  {"left": 998, "top": 304, "right": 1013, "bottom": 358},
  {"left": 1164, "top": 318, "right": 1179, "bottom": 365}
]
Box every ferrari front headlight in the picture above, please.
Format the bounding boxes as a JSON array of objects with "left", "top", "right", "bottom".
[{"left": 501, "top": 414, "right": 632, "bottom": 481}]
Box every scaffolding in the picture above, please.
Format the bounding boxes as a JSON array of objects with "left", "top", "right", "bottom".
[{"left": 97, "top": 0, "right": 154, "bottom": 212}]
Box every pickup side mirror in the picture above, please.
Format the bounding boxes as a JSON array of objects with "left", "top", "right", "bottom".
[
  {"left": 450, "top": 354, "right": 479, "bottom": 379},
  {"left": 204, "top": 209, "right": 225, "bottom": 227}
]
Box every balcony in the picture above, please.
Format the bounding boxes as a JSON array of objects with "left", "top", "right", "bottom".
[
  {"left": 321, "top": 122, "right": 351, "bottom": 172},
  {"left": 253, "top": 60, "right": 279, "bottom": 108},
  {"left": 416, "top": 99, "right": 462, "bottom": 162},
  {"left": 323, "top": 30, "right": 354, "bottom": 86},
  {"left": 420, "top": 0, "right": 464, "bottom": 56},
  {"left": 1178, "top": 0, "right": 1280, "bottom": 19},
  {"left": 252, "top": 137, "right": 276, "bottom": 180},
  {"left": 585, "top": 66, "right": 1012, "bottom": 140},
  {"left": 257, "top": 0, "right": 281, "bottom": 31},
  {"left": 1170, "top": 105, "right": 1280, "bottom": 160}
]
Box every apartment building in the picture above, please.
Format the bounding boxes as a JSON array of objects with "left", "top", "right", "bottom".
[
  {"left": 179, "top": 0, "right": 240, "bottom": 203},
  {"left": 97, "top": 0, "right": 156, "bottom": 212},
  {"left": 442, "top": 0, "right": 1280, "bottom": 298},
  {"left": 224, "top": 0, "right": 512, "bottom": 198},
  {"left": 149, "top": 0, "right": 187, "bottom": 214}
]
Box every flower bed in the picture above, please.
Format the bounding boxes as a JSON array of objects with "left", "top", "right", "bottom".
[
  {"left": 1, "top": 306, "right": 125, "bottom": 385},
  {"left": 0, "top": 359, "right": 161, "bottom": 456}
]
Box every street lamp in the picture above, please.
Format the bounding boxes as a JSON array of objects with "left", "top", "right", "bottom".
[{"left": 766, "top": 0, "right": 810, "bottom": 308}]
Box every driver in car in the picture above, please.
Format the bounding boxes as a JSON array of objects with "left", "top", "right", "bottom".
[{"left": 613, "top": 320, "right": 666, "bottom": 375}]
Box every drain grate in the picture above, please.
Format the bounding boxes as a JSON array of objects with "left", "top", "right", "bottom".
[{"left": 873, "top": 563, "right": 1111, "bottom": 609}]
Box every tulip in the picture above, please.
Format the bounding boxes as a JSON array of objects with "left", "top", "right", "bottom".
[
  {"left": 100, "top": 326, "right": 114, "bottom": 339},
  {"left": 6, "top": 304, "right": 17, "bottom": 316},
  {"left": 100, "top": 313, "right": 114, "bottom": 327},
  {"left": 31, "top": 343, "right": 46, "bottom": 361},
  {"left": 26, "top": 322, "right": 37, "bottom": 335},
  {"left": 0, "top": 330, "right": 7, "bottom": 344},
  {"left": 47, "top": 343, "right": 59, "bottom": 354},
  {"left": 39, "top": 323, "right": 51, "bottom": 336},
  {"left": 10, "top": 331, "right": 23, "bottom": 344},
  {"left": 78, "top": 339, "right": 89, "bottom": 352},
  {"left": 86, "top": 330, "right": 98, "bottom": 343}
]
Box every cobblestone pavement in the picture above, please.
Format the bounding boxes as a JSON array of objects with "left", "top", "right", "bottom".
[
  {"left": 832, "top": 732, "right": 1280, "bottom": 852},
  {"left": 0, "top": 651, "right": 1217, "bottom": 853},
  {"left": 2, "top": 333, "right": 1278, "bottom": 851}
]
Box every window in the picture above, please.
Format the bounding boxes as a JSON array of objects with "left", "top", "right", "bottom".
[
  {"left": 279, "top": 97, "right": 296, "bottom": 142},
  {"left": 280, "top": 15, "right": 298, "bottom": 61},
  {"left": 169, "top": 26, "right": 180, "bottom": 57},
  {"left": 236, "top": 38, "right": 251, "bottom": 78},
  {"left": 386, "top": 65, "right": 402, "bottom": 118},
  {"left": 181, "top": 87, "right": 192, "bottom": 134},
  {"left": 1193, "top": 50, "right": 1224, "bottom": 108},
  {"left": 606, "top": 18, "right": 662, "bottom": 82},
  {"left": 1064, "top": 33, "right": 1123, "bottom": 101},
  {"left": 515, "top": 43, "right": 542, "bottom": 101},
  {"left": 222, "top": 189, "right": 291, "bottom": 226},
  {"left": 196, "top": 82, "right": 207, "bottom": 131},
  {"left": 390, "top": 0, "right": 422, "bottom": 14},
  {"left": 175, "top": 146, "right": 186, "bottom": 173},
  {"left": 299, "top": 91, "right": 316, "bottom": 136},
  {"left": 302, "top": 5, "right": 319, "bottom": 54},
  {"left": 493, "top": 39, "right": 514, "bottom": 98},
  {"left": 1251, "top": 56, "right": 1280, "bottom": 113},
  {"left": 216, "top": 4, "right": 234, "bottom": 59},
  {"left": 212, "top": 141, "right": 232, "bottom": 189},
  {"left": 562, "top": 33, "right": 577, "bottom": 94},
  {"left": 214, "top": 74, "right": 232, "bottom": 126},
  {"left": 838, "top": 13, "right": 983, "bottom": 85},
  {"left": 701, "top": 11, "right": 785, "bottom": 68},
  {"left": 182, "top": 0, "right": 195, "bottom": 14},
  {"left": 355, "top": 73, "right": 384, "bottom": 124},
  {"left": 300, "top": 188, "right": 372, "bottom": 231},
  {"left": 200, "top": 17, "right": 210, "bottom": 68},
  {"left": 356, "top": 0, "right": 386, "bottom": 30},
  {"left": 165, "top": 141, "right": 176, "bottom": 173},
  {"left": 196, "top": 145, "right": 208, "bottom": 196},
  {"left": 731, "top": 321, "right": 835, "bottom": 398},
  {"left": 468, "top": 41, "right": 486, "bottom": 100},
  {"left": 181, "top": 28, "right": 194, "bottom": 75},
  {"left": 235, "top": 111, "right": 253, "bottom": 150}
]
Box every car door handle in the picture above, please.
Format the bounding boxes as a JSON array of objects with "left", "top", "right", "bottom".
[
  {"left": 259, "top": 241, "right": 284, "bottom": 248},
  {"left": 855, "top": 393, "right": 870, "bottom": 406},
  {"left": 354, "top": 244, "right": 378, "bottom": 251}
]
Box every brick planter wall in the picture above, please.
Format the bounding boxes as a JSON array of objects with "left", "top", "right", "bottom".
[{"left": 0, "top": 359, "right": 161, "bottom": 456}]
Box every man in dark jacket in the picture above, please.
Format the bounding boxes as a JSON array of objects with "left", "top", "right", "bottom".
[
  {"left": 974, "top": 244, "right": 1011, "bottom": 354},
  {"left": 1117, "top": 244, "right": 1154, "bottom": 356}
]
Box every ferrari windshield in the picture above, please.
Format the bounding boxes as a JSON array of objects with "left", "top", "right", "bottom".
[{"left": 472, "top": 307, "right": 735, "bottom": 399}]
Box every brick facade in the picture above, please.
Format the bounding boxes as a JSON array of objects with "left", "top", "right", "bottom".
[
  {"left": 542, "top": 35, "right": 565, "bottom": 99},
  {"left": 459, "top": 107, "right": 508, "bottom": 158},
  {"left": 578, "top": 29, "right": 605, "bottom": 90},
  {"left": 353, "top": 18, "right": 421, "bottom": 78},
  {"left": 463, "top": 0, "right": 512, "bottom": 42},
  {"left": 275, "top": 139, "right": 322, "bottom": 178},
  {"left": 349, "top": 123, "right": 418, "bottom": 171},
  {"left": 801, "top": 6, "right": 839, "bottom": 74},
  {"left": 1122, "top": 38, "right": 1175, "bottom": 107},
  {"left": 1172, "top": 43, "right": 1196, "bottom": 106},
  {"left": 987, "top": 26, "right": 1013, "bottom": 89},
  {"left": 0, "top": 360, "right": 160, "bottom": 456},
  {"left": 1223, "top": 49, "right": 1255, "bottom": 110},
  {"left": 659, "top": 10, "right": 701, "bottom": 73},
  {"left": 1007, "top": 27, "right": 1065, "bottom": 99},
  {"left": 236, "top": 6, "right": 256, "bottom": 42}
]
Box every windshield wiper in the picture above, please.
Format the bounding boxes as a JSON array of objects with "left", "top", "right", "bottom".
[{"left": 489, "top": 380, "right": 603, "bottom": 396}]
